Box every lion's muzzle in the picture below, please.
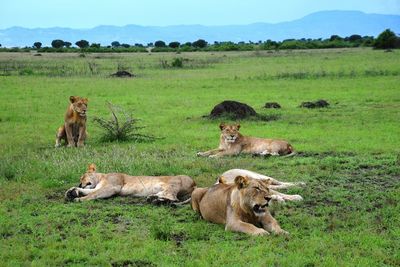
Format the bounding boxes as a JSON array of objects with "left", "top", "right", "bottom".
[{"left": 225, "top": 135, "right": 237, "bottom": 143}]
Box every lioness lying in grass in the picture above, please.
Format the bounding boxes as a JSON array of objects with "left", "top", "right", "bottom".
[
  {"left": 218, "top": 169, "right": 304, "bottom": 202},
  {"left": 65, "top": 164, "right": 196, "bottom": 204},
  {"left": 192, "top": 174, "right": 303, "bottom": 236},
  {"left": 197, "top": 123, "right": 295, "bottom": 158}
]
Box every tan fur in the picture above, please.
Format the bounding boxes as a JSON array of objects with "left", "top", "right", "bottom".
[
  {"left": 192, "top": 176, "right": 288, "bottom": 235},
  {"left": 55, "top": 96, "right": 88, "bottom": 148},
  {"left": 218, "top": 169, "right": 304, "bottom": 201},
  {"left": 197, "top": 123, "right": 294, "bottom": 158},
  {"left": 65, "top": 164, "right": 196, "bottom": 203}
]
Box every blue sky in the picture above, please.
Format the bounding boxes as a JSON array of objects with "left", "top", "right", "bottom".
[{"left": 1, "top": 0, "right": 399, "bottom": 29}]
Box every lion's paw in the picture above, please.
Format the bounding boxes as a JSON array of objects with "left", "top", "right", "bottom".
[
  {"left": 65, "top": 187, "right": 79, "bottom": 201},
  {"left": 253, "top": 228, "right": 269, "bottom": 236},
  {"left": 271, "top": 195, "right": 285, "bottom": 203},
  {"left": 291, "top": 195, "right": 303, "bottom": 201},
  {"left": 275, "top": 229, "right": 289, "bottom": 235}
]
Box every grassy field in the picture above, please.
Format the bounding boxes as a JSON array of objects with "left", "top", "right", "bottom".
[{"left": 0, "top": 48, "right": 399, "bottom": 266}]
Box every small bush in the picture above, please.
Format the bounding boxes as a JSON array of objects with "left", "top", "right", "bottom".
[
  {"left": 93, "top": 102, "right": 156, "bottom": 142},
  {"left": 19, "top": 68, "right": 34, "bottom": 75},
  {"left": 171, "top": 58, "right": 183, "bottom": 68}
]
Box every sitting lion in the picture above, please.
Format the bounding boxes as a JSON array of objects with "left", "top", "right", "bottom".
[
  {"left": 191, "top": 175, "right": 290, "bottom": 235},
  {"left": 65, "top": 164, "right": 196, "bottom": 204},
  {"left": 197, "top": 123, "right": 295, "bottom": 158},
  {"left": 55, "top": 96, "right": 88, "bottom": 148}
]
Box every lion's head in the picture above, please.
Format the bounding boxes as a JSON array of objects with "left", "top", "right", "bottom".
[
  {"left": 79, "top": 163, "right": 98, "bottom": 189},
  {"left": 235, "top": 175, "right": 274, "bottom": 216},
  {"left": 220, "top": 123, "right": 241, "bottom": 143},
  {"left": 70, "top": 96, "right": 88, "bottom": 117}
]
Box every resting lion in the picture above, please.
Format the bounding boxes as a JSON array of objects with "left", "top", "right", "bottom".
[
  {"left": 218, "top": 169, "right": 304, "bottom": 202},
  {"left": 55, "top": 96, "right": 88, "bottom": 148},
  {"left": 192, "top": 175, "right": 291, "bottom": 235},
  {"left": 197, "top": 123, "right": 295, "bottom": 158},
  {"left": 65, "top": 164, "right": 196, "bottom": 203}
]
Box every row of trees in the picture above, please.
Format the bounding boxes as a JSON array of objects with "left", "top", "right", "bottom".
[{"left": 2, "top": 29, "right": 399, "bottom": 52}]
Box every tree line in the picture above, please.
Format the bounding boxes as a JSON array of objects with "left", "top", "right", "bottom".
[{"left": 1, "top": 29, "right": 399, "bottom": 53}]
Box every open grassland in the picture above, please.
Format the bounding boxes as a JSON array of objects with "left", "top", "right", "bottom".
[{"left": 0, "top": 48, "right": 399, "bottom": 266}]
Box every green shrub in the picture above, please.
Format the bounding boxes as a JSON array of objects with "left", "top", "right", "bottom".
[
  {"left": 93, "top": 102, "right": 156, "bottom": 142},
  {"left": 171, "top": 58, "right": 183, "bottom": 68}
]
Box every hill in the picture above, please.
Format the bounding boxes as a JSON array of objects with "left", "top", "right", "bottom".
[{"left": 0, "top": 10, "right": 399, "bottom": 47}]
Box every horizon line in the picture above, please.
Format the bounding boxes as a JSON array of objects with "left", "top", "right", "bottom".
[{"left": 1, "top": 10, "right": 399, "bottom": 31}]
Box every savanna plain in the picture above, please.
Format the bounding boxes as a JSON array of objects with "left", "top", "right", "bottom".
[{"left": 0, "top": 48, "right": 399, "bottom": 266}]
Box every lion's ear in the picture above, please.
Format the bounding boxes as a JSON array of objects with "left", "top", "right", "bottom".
[
  {"left": 218, "top": 176, "right": 226, "bottom": 184},
  {"left": 235, "top": 123, "right": 241, "bottom": 130},
  {"left": 88, "top": 163, "right": 96, "bottom": 173},
  {"left": 82, "top": 98, "right": 88, "bottom": 104},
  {"left": 69, "top": 96, "right": 77, "bottom": 103},
  {"left": 234, "top": 176, "right": 249, "bottom": 189},
  {"left": 219, "top": 122, "right": 226, "bottom": 130}
]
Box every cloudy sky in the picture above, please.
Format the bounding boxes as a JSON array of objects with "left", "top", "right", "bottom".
[{"left": 1, "top": 0, "right": 399, "bottom": 29}]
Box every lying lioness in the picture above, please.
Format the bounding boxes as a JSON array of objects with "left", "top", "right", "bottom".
[
  {"left": 65, "top": 164, "right": 196, "bottom": 203},
  {"left": 192, "top": 175, "right": 289, "bottom": 235},
  {"left": 218, "top": 169, "right": 304, "bottom": 202},
  {"left": 55, "top": 96, "right": 88, "bottom": 148},
  {"left": 197, "top": 123, "right": 295, "bottom": 158}
]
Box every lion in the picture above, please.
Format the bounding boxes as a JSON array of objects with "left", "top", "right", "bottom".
[
  {"left": 218, "top": 169, "right": 304, "bottom": 202},
  {"left": 65, "top": 164, "right": 196, "bottom": 204},
  {"left": 191, "top": 175, "right": 290, "bottom": 235},
  {"left": 55, "top": 96, "right": 88, "bottom": 148},
  {"left": 197, "top": 123, "right": 295, "bottom": 158}
]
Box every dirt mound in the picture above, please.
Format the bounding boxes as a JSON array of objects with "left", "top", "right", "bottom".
[
  {"left": 111, "top": 70, "right": 134, "bottom": 78},
  {"left": 264, "top": 102, "right": 281, "bottom": 108},
  {"left": 300, "top": 99, "right": 329, "bottom": 108},
  {"left": 210, "top": 100, "right": 257, "bottom": 119}
]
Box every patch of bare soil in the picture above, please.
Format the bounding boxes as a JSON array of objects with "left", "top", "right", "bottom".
[
  {"left": 300, "top": 99, "right": 330, "bottom": 108},
  {"left": 110, "top": 70, "right": 134, "bottom": 78},
  {"left": 264, "top": 102, "right": 281, "bottom": 108},
  {"left": 209, "top": 100, "right": 257, "bottom": 119}
]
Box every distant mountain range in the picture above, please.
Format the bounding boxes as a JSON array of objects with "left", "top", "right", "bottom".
[{"left": 1, "top": 10, "right": 399, "bottom": 47}]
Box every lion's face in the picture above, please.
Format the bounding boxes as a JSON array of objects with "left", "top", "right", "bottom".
[
  {"left": 79, "top": 173, "right": 97, "bottom": 189},
  {"left": 220, "top": 123, "right": 240, "bottom": 143},
  {"left": 235, "top": 176, "right": 273, "bottom": 216},
  {"left": 79, "top": 163, "right": 97, "bottom": 189},
  {"left": 70, "top": 96, "right": 88, "bottom": 117}
]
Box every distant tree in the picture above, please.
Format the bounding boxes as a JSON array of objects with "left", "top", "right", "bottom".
[
  {"left": 361, "top": 36, "right": 374, "bottom": 46},
  {"left": 111, "top": 41, "right": 120, "bottom": 47},
  {"left": 147, "top": 42, "right": 153, "bottom": 47},
  {"left": 51, "top": 39, "right": 64, "bottom": 48},
  {"left": 134, "top": 43, "right": 144, "bottom": 47},
  {"left": 347, "top": 34, "right": 362, "bottom": 42},
  {"left": 329, "top": 35, "right": 342, "bottom": 41},
  {"left": 75, "top": 40, "right": 89, "bottom": 49},
  {"left": 183, "top": 42, "right": 192, "bottom": 47},
  {"left": 90, "top": 43, "right": 101, "bottom": 48},
  {"left": 33, "top": 42, "right": 42, "bottom": 49},
  {"left": 154, "top": 40, "right": 166, "bottom": 47},
  {"left": 121, "top": 43, "right": 130, "bottom": 48},
  {"left": 168, "top": 41, "right": 180, "bottom": 48},
  {"left": 374, "top": 29, "right": 398, "bottom": 49},
  {"left": 192, "top": 39, "right": 207, "bottom": 48},
  {"left": 64, "top": 41, "right": 72, "bottom": 48}
]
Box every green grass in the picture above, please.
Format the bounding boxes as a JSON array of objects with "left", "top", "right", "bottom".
[{"left": 0, "top": 48, "right": 399, "bottom": 266}]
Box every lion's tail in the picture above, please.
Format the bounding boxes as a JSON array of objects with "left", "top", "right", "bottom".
[
  {"left": 282, "top": 144, "right": 296, "bottom": 158},
  {"left": 173, "top": 197, "right": 192, "bottom": 206}
]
